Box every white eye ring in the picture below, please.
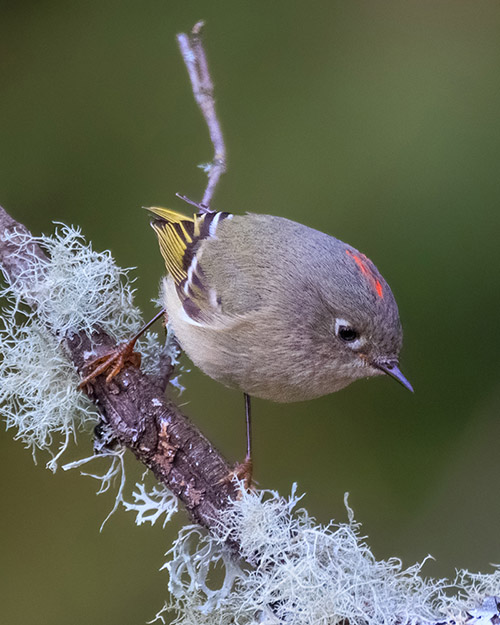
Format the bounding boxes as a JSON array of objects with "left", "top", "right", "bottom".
[{"left": 334, "top": 318, "right": 364, "bottom": 348}]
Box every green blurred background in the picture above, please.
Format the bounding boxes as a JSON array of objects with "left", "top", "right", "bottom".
[{"left": 1, "top": 1, "right": 500, "bottom": 623}]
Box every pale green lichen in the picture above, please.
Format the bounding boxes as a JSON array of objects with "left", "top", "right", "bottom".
[
  {"left": 138, "top": 327, "right": 184, "bottom": 393},
  {"left": 155, "top": 486, "right": 500, "bottom": 625},
  {"left": 0, "top": 224, "right": 144, "bottom": 340},
  {"left": 123, "top": 481, "right": 178, "bottom": 528},
  {"left": 63, "top": 449, "right": 178, "bottom": 531},
  {"left": 0, "top": 314, "right": 99, "bottom": 469},
  {"left": 0, "top": 224, "right": 169, "bottom": 468}
]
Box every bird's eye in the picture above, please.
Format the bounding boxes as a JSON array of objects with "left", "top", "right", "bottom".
[{"left": 337, "top": 326, "right": 359, "bottom": 342}]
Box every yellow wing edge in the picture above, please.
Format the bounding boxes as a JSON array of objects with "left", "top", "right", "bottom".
[
  {"left": 145, "top": 206, "right": 195, "bottom": 224},
  {"left": 146, "top": 206, "right": 200, "bottom": 284}
]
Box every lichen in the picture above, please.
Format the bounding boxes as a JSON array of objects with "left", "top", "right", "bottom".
[
  {"left": 123, "top": 481, "right": 178, "bottom": 528},
  {"left": 0, "top": 224, "right": 169, "bottom": 468},
  {"left": 155, "top": 486, "right": 500, "bottom": 625},
  {"left": 0, "top": 224, "right": 143, "bottom": 339},
  {"left": 0, "top": 314, "right": 99, "bottom": 470}
]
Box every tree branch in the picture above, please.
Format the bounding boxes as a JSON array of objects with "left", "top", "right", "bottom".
[
  {"left": 0, "top": 204, "right": 238, "bottom": 529},
  {"left": 177, "top": 21, "right": 226, "bottom": 207}
]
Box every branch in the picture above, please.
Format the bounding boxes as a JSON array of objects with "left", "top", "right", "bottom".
[
  {"left": 177, "top": 21, "right": 227, "bottom": 207},
  {"left": 0, "top": 205, "right": 238, "bottom": 529}
]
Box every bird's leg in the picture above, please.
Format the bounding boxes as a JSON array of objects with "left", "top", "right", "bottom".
[
  {"left": 244, "top": 391, "right": 253, "bottom": 473},
  {"left": 221, "top": 393, "right": 254, "bottom": 491},
  {"left": 78, "top": 308, "right": 166, "bottom": 388}
]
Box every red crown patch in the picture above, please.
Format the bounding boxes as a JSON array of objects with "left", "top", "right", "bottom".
[{"left": 346, "top": 249, "right": 384, "bottom": 298}]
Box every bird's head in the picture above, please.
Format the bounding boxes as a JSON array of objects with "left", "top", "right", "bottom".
[{"left": 311, "top": 243, "right": 413, "bottom": 393}]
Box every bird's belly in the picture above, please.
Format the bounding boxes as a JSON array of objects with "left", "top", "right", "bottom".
[
  {"left": 163, "top": 278, "right": 373, "bottom": 402},
  {"left": 179, "top": 333, "right": 356, "bottom": 402}
]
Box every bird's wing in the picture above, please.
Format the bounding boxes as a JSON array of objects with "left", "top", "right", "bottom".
[{"left": 148, "top": 206, "right": 234, "bottom": 325}]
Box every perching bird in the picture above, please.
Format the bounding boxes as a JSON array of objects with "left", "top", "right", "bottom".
[
  {"left": 148, "top": 206, "right": 411, "bottom": 400},
  {"left": 146, "top": 205, "right": 412, "bottom": 482},
  {"left": 80, "top": 204, "right": 412, "bottom": 482}
]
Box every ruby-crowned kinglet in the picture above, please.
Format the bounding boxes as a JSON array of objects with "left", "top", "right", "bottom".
[{"left": 148, "top": 206, "right": 412, "bottom": 402}]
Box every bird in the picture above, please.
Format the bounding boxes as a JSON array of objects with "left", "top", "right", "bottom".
[{"left": 145, "top": 204, "right": 413, "bottom": 484}]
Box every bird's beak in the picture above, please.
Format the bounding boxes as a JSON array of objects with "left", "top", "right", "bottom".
[{"left": 374, "top": 360, "right": 414, "bottom": 392}]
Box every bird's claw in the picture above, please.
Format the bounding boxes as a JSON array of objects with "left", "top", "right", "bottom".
[
  {"left": 78, "top": 341, "right": 141, "bottom": 389},
  {"left": 219, "top": 455, "right": 254, "bottom": 496}
]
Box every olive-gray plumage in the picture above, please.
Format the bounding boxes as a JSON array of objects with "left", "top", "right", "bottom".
[{"left": 154, "top": 210, "right": 409, "bottom": 402}]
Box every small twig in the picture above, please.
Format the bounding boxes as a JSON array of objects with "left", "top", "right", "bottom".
[{"left": 177, "top": 21, "right": 227, "bottom": 208}]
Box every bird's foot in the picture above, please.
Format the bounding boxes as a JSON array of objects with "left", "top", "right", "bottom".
[
  {"left": 220, "top": 455, "right": 254, "bottom": 495},
  {"left": 78, "top": 339, "right": 141, "bottom": 389}
]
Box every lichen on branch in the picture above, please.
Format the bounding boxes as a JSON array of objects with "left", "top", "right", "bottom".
[
  {"left": 0, "top": 223, "right": 159, "bottom": 468},
  {"left": 0, "top": 204, "right": 237, "bottom": 526},
  {"left": 157, "top": 486, "right": 500, "bottom": 625}
]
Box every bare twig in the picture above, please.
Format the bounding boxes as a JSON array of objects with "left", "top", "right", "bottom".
[{"left": 177, "top": 21, "right": 227, "bottom": 208}]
